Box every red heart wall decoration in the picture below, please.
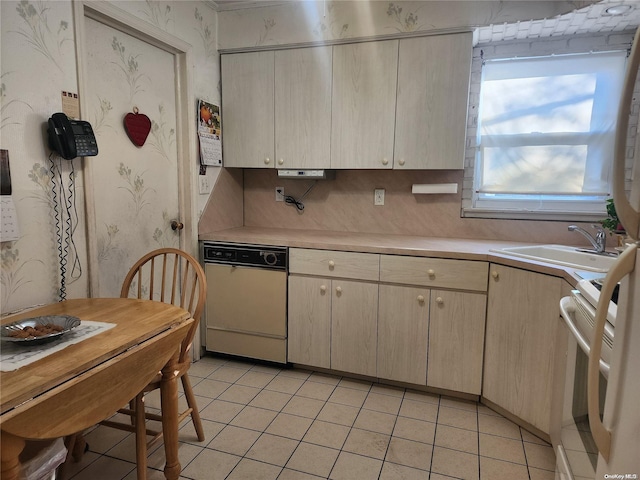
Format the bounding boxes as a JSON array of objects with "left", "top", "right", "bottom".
[{"left": 123, "top": 107, "right": 151, "bottom": 147}]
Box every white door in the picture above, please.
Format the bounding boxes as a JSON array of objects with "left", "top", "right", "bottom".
[{"left": 82, "top": 14, "right": 183, "bottom": 297}]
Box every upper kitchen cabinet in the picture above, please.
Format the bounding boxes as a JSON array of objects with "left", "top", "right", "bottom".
[
  {"left": 394, "top": 33, "right": 472, "bottom": 170},
  {"left": 221, "top": 51, "right": 275, "bottom": 168},
  {"left": 275, "top": 47, "right": 332, "bottom": 169},
  {"left": 331, "top": 41, "right": 398, "bottom": 169}
]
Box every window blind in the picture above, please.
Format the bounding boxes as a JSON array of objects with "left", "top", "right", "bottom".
[{"left": 476, "top": 51, "right": 626, "bottom": 201}]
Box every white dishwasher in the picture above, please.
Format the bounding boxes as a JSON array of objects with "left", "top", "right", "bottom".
[{"left": 203, "top": 242, "right": 287, "bottom": 363}]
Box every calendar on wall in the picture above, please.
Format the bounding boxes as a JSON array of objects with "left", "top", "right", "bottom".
[{"left": 197, "top": 99, "right": 222, "bottom": 166}]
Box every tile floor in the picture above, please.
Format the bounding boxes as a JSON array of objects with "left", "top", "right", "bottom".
[{"left": 63, "top": 355, "right": 557, "bottom": 480}]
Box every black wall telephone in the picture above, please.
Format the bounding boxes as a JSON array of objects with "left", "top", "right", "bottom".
[{"left": 47, "top": 112, "right": 98, "bottom": 160}]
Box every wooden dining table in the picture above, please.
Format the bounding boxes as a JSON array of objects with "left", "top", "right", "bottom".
[{"left": 0, "top": 297, "right": 193, "bottom": 480}]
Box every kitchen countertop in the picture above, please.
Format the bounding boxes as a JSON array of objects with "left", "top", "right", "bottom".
[{"left": 199, "top": 226, "right": 605, "bottom": 286}]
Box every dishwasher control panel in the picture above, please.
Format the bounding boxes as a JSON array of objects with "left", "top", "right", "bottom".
[{"left": 203, "top": 242, "right": 287, "bottom": 270}]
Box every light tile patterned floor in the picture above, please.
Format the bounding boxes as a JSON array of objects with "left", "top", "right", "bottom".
[{"left": 64, "top": 355, "right": 556, "bottom": 480}]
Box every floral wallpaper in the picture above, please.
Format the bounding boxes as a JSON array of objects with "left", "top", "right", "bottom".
[
  {"left": 217, "top": 1, "right": 584, "bottom": 49},
  {"left": 0, "top": 1, "right": 220, "bottom": 313}
]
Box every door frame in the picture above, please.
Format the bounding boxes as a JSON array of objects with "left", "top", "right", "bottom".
[{"left": 73, "top": 0, "right": 197, "bottom": 297}]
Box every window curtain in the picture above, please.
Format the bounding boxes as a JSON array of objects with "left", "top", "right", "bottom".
[{"left": 477, "top": 51, "right": 626, "bottom": 197}]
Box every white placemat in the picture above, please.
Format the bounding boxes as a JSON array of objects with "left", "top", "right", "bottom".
[{"left": 0, "top": 321, "right": 116, "bottom": 372}]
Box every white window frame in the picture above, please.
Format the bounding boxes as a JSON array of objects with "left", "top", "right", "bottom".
[{"left": 462, "top": 32, "right": 638, "bottom": 221}]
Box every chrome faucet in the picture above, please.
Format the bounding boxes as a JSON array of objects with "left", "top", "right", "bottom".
[{"left": 568, "top": 224, "right": 607, "bottom": 254}]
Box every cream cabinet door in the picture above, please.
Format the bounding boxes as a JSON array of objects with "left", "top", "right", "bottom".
[
  {"left": 331, "top": 280, "right": 378, "bottom": 376},
  {"left": 331, "top": 41, "right": 398, "bottom": 169},
  {"left": 427, "top": 290, "right": 486, "bottom": 395},
  {"left": 275, "top": 47, "right": 332, "bottom": 169},
  {"left": 483, "top": 264, "right": 562, "bottom": 435},
  {"left": 221, "top": 51, "right": 275, "bottom": 167},
  {"left": 377, "top": 284, "right": 429, "bottom": 385},
  {"left": 394, "top": 33, "right": 472, "bottom": 169},
  {"left": 287, "top": 275, "right": 331, "bottom": 368}
]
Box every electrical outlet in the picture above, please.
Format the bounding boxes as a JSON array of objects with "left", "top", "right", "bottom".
[
  {"left": 374, "top": 188, "right": 385, "bottom": 206},
  {"left": 275, "top": 187, "right": 284, "bottom": 202},
  {"left": 198, "top": 175, "right": 212, "bottom": 194}
]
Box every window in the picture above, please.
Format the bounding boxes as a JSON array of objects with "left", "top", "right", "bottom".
[{"left": 469, "top": 50, "right": 626, "bottom": 219}]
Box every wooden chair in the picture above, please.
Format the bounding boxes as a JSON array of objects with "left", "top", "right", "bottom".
[
  {"left": 99, "top": 248, "right": 207, "bottom": 479},
  {"left": 8, "top": 319, "right": 194, "bottom": 480}
]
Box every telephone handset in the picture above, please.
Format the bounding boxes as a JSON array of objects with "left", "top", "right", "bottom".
[{"left": 47, "top": 112, "right": 98, "bottom": 160}]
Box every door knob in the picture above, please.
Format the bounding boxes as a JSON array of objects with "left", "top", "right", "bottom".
[{"left": 170, "top": 220, "right": 184, "bottom": 231}]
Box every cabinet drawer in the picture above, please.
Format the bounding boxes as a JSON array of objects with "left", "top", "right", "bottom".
[
  {"left": 289, "top": 248, "right": 380, "bottom": 281},
  {"left": 380, "top": 255, "right": 488, "bottom": 292}
]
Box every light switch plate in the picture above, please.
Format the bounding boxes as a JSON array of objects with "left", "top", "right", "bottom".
[
  {"left": 198, "top": 175, "right": 212, "bottom": 194},
  {"left": 374, "top": 188, "right": 385, "bottom": 206}
]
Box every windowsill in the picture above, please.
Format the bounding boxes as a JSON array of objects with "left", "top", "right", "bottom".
[{"left": 461, "top": 207, "right": 606, "bottom": 222}]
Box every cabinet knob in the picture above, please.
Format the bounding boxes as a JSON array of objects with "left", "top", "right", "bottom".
[
  {"left": 328, "top": 260, "right": 335, "bottom": 268},
  {"left": 278, "top": 158, "right": 284, "bottom": 165},
  {"left": 320, "top": 285, "right": 327, "bottom": 293},
  {"left": 398, "top": 158, "right": 405, "bottom": 166},
  {"left": 427, "top": 269, "right": 435, "bottom": 277},
  {"left": 435, "top": 297, "right": 444, "bottom": 305},
  {"left": 417, "top": 295, "right": 425, "bottom": 303},
  {"left": 335, "top": 286, "right": 342, "bottom": 294},
  {"left": 264, "top": 157, "right": 271, "bottom": 165},
  {"left": 382, "top": 158, "right": 389, "bottom": 166},
  {"left": 491, "top": 270, "right": 499, "bottom": 280}
]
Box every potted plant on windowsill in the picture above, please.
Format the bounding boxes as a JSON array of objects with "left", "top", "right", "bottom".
[{"left": 600, "top": 198, "right": 627, "bottom": 248}]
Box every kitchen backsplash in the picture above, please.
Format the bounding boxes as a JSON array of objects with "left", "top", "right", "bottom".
[{"left": 228, "top": 168, "right": 612, "bottom": 246}]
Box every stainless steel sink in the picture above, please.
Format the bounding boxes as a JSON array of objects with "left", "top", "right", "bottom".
[{"left": 492, "top": 244, "right": 617, "bottom": 272}]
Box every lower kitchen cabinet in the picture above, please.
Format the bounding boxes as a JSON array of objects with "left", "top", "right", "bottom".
[
  {"left": 483, "top": 264, "right": 562, "bottom": 435},
  {"left": 287, "top": 274, "right": 378, "bottom": 377},
  {"left": 427, "top": 289, "right": 486, "bottom": 395},
  {"left": 287, "top": 275, "right": 331, "bottom": 369},
  {"left": 331, "top": 279, "right": 379, "bottom": 377},
  {"left": 288, "top": 248, "right": 380, "bottom": 375},
  {"left": 377, "top": 284, "right": 429, "bottom": 385},
  {"left": 288, "top": 248, "right": 489, "bottom": 397}
]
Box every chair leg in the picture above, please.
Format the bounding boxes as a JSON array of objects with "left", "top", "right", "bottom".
[
  {"left": 181, "top": 374, "right": 204, "bottom": 441},
  {"left": 56, "top": 435, "right": 76, "bottom": 480},
  {"left": 129, "top": 399, "right": 136, "bottom": 426},
  {"left": 71, "top": 434, "right": 87, "bottom": 462},
  {"left": 57, "top": 432, "right": 87, "bottom": 480},
  {"left": 134, "top": 393, "right": 147, "bottom": 480}
]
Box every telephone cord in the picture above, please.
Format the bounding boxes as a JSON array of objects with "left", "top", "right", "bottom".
[
  {"left": 66, "top": 162, "right": 82, "bottom": 282},
  {"left": 49, "top": 153, "right": 67, "bottom": 301}
]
